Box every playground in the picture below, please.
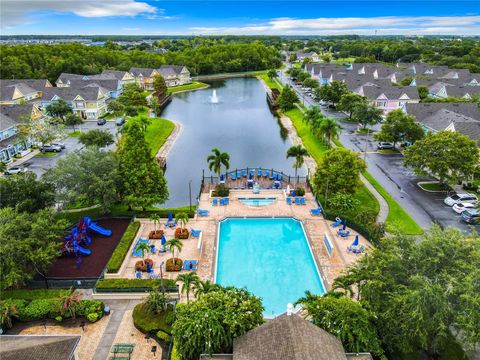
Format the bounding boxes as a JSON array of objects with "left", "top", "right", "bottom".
[{"left": 47, "top": 218, "right": 131, "bottom": 278}]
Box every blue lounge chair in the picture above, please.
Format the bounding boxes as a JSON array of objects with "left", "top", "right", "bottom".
[
  {"left": 212, "top": 198, "right": 218, "bottom": 206},
  {"left": 351, "top": 245, "right": 364, "bottom": 254},
  {"left": 196, "top": 209, "right": 209, "bottom": 215},
  {"left": 135, "top": 271, "right": 142, "bottom": 279},
  {"left": 223, "top": 197, "right": 229, "bottom": 205},
  {"left": 300, "top": 197, "right": 306, "bottom": 205},
  {"left": 310, "top": 208, "right": 321, "bottom": 215},
  {"left": 182, "top": 260, "right": 198, "bottom": 271},
  {"left": 286, "top": 197, "right": 292, "bottom": 205},
  {"left": 338, "top": 229, "right": 351, "bottom": 237},
  {"left": 331, "top": 217, "right": 342, "bottom": 227},
  {"left": 219, "top": 198, "right": 225, "bottom": 206},
  {"left": 263, "top": 170, "right": 270, "bottom": 177},
  {"left": 241, "top": 170, "right": 247, "bottom": 177},
  {"left": 269, "top": 172, "right": 276, "bottom": 180},
  {"left": 295, "top": 197, "right": 301, "bottom": 205},
  {"left": 249, "top": 170, "right": 255, "bottom": 178},
  {"left": 257, "top": 169, "right": 262, "bottom": 177},
  {"left": 231, "top": 173, "right": 236, "bottom": 180},
  {"left": 191, "top": 229, "right": 202, "bottom": 237},
  {"left": 198, "top": 211, "right": 209, "bottom": 217},
  {"left": 164, "top": 211, "right": 177, "bottom": 228},
  {"left": 150, "top": 244, "right": 156, "bottom": 254}
]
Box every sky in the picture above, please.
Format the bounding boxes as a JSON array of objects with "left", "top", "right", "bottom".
[{"left": 1, "top": 0, "right": 479, "bottom": 36}]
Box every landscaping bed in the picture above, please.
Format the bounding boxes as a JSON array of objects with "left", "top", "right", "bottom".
[
  {"left": 95, "top": 278, "right": 178, "bottom": 292},
  {"left": 106, "top": 221, "right": 140, "bottom": 273},
  {"left": 418, "top": 181, "right": 449, "bottom": 192},
  {"left": 167, "top": 81, "right": 209, "bottom": 94},
  {"left": 0, "top": 289, "right": 72, "bottom": 301},
  {"left": 47, "top": 218, "right": 131, "bottom": 278}
]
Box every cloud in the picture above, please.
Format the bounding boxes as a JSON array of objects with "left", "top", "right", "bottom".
[
  {"left": 0, "top": 0, "right": 157, "bottom": 27},
  {"left": 190, "top": 16, "right": 480, "bottom": 35},
  {"left": 122, "top": 27, "right": 141, "bottom": 31}
]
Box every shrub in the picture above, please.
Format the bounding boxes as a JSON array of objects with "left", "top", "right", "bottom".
[
  {"left": 156, "top": 330, "right": 172, "bottom": 344},
  {"left": 165, "top": 311, "right": 176, "bottom": 326},
  {"left": 95, "top": 278, "right": 177, "bottom": 291},
  {"left": 132, "top": 303, "right": 173, "bottom": 334},
  {"left": 135, "top": 258, "right": 154, "bottom": 272},
  {"left": 77, "top": 299, "right": 104, "bottom": 318},
  {"left": 329, "top": 193, "right": 360, "bottom": 213},
  {"left": 87, "top": 313, "right": 99, "bottom": 323},
  {"left": 145, "top": 290, "right": 168, "bottom": 314},
  {"left": 214, "top": 183, "right": 229, "bottom": 197},
  {"left": 149, "top": 230, "right": 163, "bottom": 239},
  {"left": 166, "top": 258, "right": 183, "bottom": 272},
  {"left": 21, "top": 299, "right": 59, "bottom": 321},
  {"left": 0, "top": 289, "right": 72, "bottom": 301},
  {"left": 125, "top": 106, "right": 138, "bottom": 117},
  {"left": 55, "top": 316, "right": 63, "bottom": 322},
  {"left": 0, "top": 299, "right": 26, "bottom": 329},
  {"left": 174, "top": 228, "right": 189, "bottom": 239},
  {"left": 295, "top": 187, "right": 305, "bottom": 196},
  {"left": 106, "top": 221, "right": 140, "bottom": 273}
]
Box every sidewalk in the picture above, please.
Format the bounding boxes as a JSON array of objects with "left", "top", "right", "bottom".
[{"left": 7, "top": 149, "right": 39, "bottom": 168}]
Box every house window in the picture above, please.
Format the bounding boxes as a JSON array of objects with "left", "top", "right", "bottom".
[
  {"left": 376, "top": 101, "right": 387, "bottom": 107},
  {"left": 75, "top": 101, "right": 85, "bottom": 108}
]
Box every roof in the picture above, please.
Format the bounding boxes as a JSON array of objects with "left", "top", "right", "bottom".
[
  {"left": 157, "top": 65, "right": 187, "bottom": 77},
  {"left": 99, "top": 70, "right": 133, "bottom": 80},
  {"left": 444, "top": 85, "right": 480, "bottom": 98},
  {"left": 56, "top": 73, "right": 87, "bottom": 84},
  {"left": 129, "top": 67, "right": 157, "bottom": 77},
  {"left": 452, "top": 121, "right": 480, "bottom": 144},
  {"left": 0, "top": 79, "right": 51, "bottom": 91},
  {"left": 42, "top": 86, "right": 103, "bottom": 102},
  {"left": 68, "top": 79, "right": 121, "bottom": 92},
  {"left": 405, "top": 102, "right": 480, "bottom": 121},
  {"left": 420, "top": 108, "right": 479, "bottom": 131},
  {"left": 0, "top": 335, "right": 80, "bottom": 360},
  {"left": 362, "top": 85, "right": 419, "bottom": 100},
  {"left": 0, "top": 103, "right": 35, "bottom": 122},
  {"left": 0, "top": 82, "right": 38, "bottom": 101},
  {"left": 233, "top": 314, "right": 348, "bottom": 360}
]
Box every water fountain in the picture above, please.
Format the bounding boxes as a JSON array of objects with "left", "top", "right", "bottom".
[{"left": 210, "top": 89, "right": 219, "bottom": 104}]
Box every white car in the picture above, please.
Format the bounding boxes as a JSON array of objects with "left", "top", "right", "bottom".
[
  {"left": 452, "top": 202, "right": 477, "bottom": 214},
  {"left": 444, "top": 193, "right": 478, "bottom": 206},
  {"left": 4, "top": 166, "right": 27, "bottom": 175}
]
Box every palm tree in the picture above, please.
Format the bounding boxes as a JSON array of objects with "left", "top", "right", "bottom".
[
  {"left": 286, "top": 145, "right": 309, "bottom": 178},
  {"left": 145, "top": 289, "right": 168, "bottom": 314},
  {"left": 166, "top": 238, "right": 183, "bottom": 262},
  {"left": 136, "top": 242, "right": 150, "bottom": 260},
  {"left": 150, "top": 213, "right": 160, "bottom": 232},
  {"left": 194, "top": 280, "right": 219, "bottom": 297},
  {"left": 176, "top": 272, "right": 200, "bottom": 303},
  {"left": 175, "top": 212, "right": 189, "bottom": 231},
  {"left": 207, "top": 148, "right": 230, "bottom": 176},
  {"left": 303, "top": 106, "right": 321, "bottom": 125},
  {"left": 318, "top": 117, "right": 341, "bottom": 147},
  {"left": 294, "top": 290, "right": 320, "bottom": 307}
]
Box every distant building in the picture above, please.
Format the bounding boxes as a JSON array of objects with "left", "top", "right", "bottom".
[
  {"left": 157, "top": 65, "right": 191, "bottom": 87},
  {"left": 0, "top": 79, "right": 52, "bottom": 104},
  {"left": 361, "top": 86, "right": 420, "bottom": 113},
  {"left": 129, "top": 67, "right": 159, "bottom": 90},
  {"left": 296, "top": 51, "right": 320, "bottom": 63},
  {"left": 0, "top": 335, "right": 80, "bottom": 360}
]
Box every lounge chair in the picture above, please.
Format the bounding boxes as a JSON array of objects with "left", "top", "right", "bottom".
[
  {"left": 300, "top": 197, "right": 306, "bottom": 205},
  {"left": 212, "top": 198, "right": 218, "bottom": 206},
  {"left": 269, "top": 172, "right": 276, "bottom": 180},
  {"left": 263, "top": 170, "right": 270, "bottom": 177},
  {"left": 164, "top": 211, "right": 177, "bottom": 228},
  {"left": 241, "top": 170, "right": 247, "bottom": 177},
  {"left": 295, "top": 197, "right": 301, "bottom": 205},
  {"left": 191, "top": 229, "right": 202, "bottom": 237},
  {"left": 182, "top": 260, "right": 198, "bottom": 271},
  {"left": 135, "top": 271, "right": 142, "bottom": 279},
  {"left": 196, "top": 209, "right": 209, "bottom": 215},
  {"left": 331, "top": 217, "right": 342, "bottom": 227},
  {"left": 338, "top": 229, "right": 350, "bottom": 237},
  {"left": 231, "top": 173, "right": 236, "bottom": 180},
  {"left": 223, "top": 197, "right": 229, "bottom": 205},
  {"left": 286, "top": 197, "right": 292, "bottom": 205},
  {"left": 249, "top": 170, "right": 255, "bottom": 178},
  {"left": 257, "top": 169, "right": 262, "bottom": 177},
  {"left": 310, "top": 208, "right": 321, "bottom": 215},
  {"left": 220, "top": 198, "right": 225, "bottom": 206},
  {"left": 150, "top": 244, "right": 156, "bottom": 254}
]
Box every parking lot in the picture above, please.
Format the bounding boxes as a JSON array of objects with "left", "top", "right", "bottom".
[{"left": 18, "top": 120, "right": 119, "bottom": 177}]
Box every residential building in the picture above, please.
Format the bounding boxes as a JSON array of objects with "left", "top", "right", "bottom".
[
  {"left": 204, "top": 313, "right": 372, "bottom": 360},
  {"left": 97, "top": 70, "right": 135, "bottom": 86},
  {"left": 0, "top": 79, "right": 52, "bottom": 104},
  {"left": 361, "top": 86, "right": 420, "bottom": 113},
  {"left": 42, "top": 86, "right": 107, "bottom": 120},
  {"left": 0, "top": 335, "right": 80, "bottom": 360},
  {"left": 0, "top": 103, "right": 42, "bottom": 162},
  {"left": 129, "top": 67, "right": 159, "bottom": 90},
  {"left": 157, "top": 65, "right": 191, "bottom": 86},
  {"left": 68, "top": 79, "right": 123, "bottom": 99},
  {"left": 296, "top": 50, "right": 320, "bottom": 63}
]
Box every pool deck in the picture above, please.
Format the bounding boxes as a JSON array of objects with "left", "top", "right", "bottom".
[{"left": 111, "top": 188, "right": 371, "bottom": 289}]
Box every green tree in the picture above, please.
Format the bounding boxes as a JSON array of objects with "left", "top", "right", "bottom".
[
  {"left": 0, "top": 208, "right": 68, "bottom": 290},
  {"left": 352, "top": 102, "right": 383, "bottom": 129},
  {"left": 166, "top": 238, "right": 183, "bottom": 262},
  {"left": 278, "top": 86, "right": 299, "bottom": 111},
  {"left": 117, "top": 122, "right": 169, "bottom": 210},
  {"left": 149, "top": 96, "right": 162, "bottom": 116},
  {"left": 175, "top": 212, "right": 189, "bottom": 231},
  {"left": 374, "top": 109, "right": 424, "bottom": 149},
  {"left": 78, "top": 129, "right": 114, "bottom": 148},
  {"left": 338, "top": 93, "right": 367, "bottom": 119},
  {"left": 286, "top": 145, "right": 308, "bottom": 177},
  {"left": 346, "top": 226, "right": 480, "bottom": 356},
  {"left": 118, "top": 83, "right": 147, "bottom": 107},
  {"left": 136, "top": 115, "right": 152, "bottom": 132},
  {"left": 289, "top": 53, "right": 297, "bottom": 62},
  {"left": 19, "top": 115, "right": 63, "bottom": 145},
  {"left": 317, "top": 117, "right": 341, "bottom": 146},
  {"left": 0, "top": 172, "right": 55, "bottom": 213},
  {"left": 313, "top": 148, "right": 366, "bottom": 196},
  {"left": 176, "top": 272, "right": 200, "bottom": 303},
  {"left": 194, "top": 280, "right": 219, "bottom": 297},
  {"left": 267, "top": 69, "right": 278, "bottom": 80},
  {"left": 303, "top": 105, "right": 322, "bottom": 125},
  {"left": 315, "top": 81, "right": 349, "bottom": 108},
  {"left": 172, "top": 287, "right": 263, "bottom": 360},
  {"left": 45, "top": 99, "right": 72, "bottom": 120},
  {"left": 144, "top": 289, "right": 168, "bottom": 314},
  {"left": 136, "top": 242, "right": 150, "bottom": 260},
  {"left": 107, "top": 100, "right": 125, "bottom": 116},
  {"left": 296, "top": 293, "right": 384, "bottom": 357},
  {"left": 43, "top": 148, "right": 120, "bottom": 212},
  {"left": 302, "top": 78, "right": 319, "bottom": 89},
  {"left": 64, "top": 113, "right": 84, "bottom": 130},
  {"left": 404, "top": 130, "right": 479, "bottom": 184},
  {"left": 153, "top": 74, "right": 168, "bottom": 101},
  {"left": 418, "top": 85, "right": 429, "bottom": 100},
  {"left": 150, "top": 213, "right": 160, "bottom": 232},
  {"left": 207, "top": 148, "right": 230, "bottom": 176},
  {"left": 0, "top": 162, "right": 6, "bottom": 173}
]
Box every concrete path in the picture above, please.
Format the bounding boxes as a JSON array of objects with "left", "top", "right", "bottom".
[{"left": 93, "top": 299, "right": 140, "bottom": 360}]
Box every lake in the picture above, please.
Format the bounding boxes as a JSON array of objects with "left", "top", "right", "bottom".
[{"left": 161, "top": 77, "right": 305, "bottom": 207}]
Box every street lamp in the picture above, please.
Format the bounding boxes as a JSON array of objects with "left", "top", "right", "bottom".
[{"left": 188, "top": 180, "right": 192, "bottom": 211}]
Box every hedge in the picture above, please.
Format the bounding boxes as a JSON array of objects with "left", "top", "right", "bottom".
[
  {"left": 0, "top": 289, "right": 72, "bottom": 301},
  {"left": 106, "top": 221, "right": 140, "bottom": 273},
  {"left": 132, "top": 303, "right": 173, "bottom": 335},
  {"left": 95, "top": 278, "right": 178, "bottom": 292}
]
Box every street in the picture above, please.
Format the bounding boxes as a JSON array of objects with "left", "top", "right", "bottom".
[{"left": 21, "top": 120, "right": 120, "bottom": 177}]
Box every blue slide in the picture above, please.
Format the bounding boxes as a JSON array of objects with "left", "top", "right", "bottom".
[
  {"left": 88, "top": 222, "right": 112, "bottom": 237},
  {"left": 76, "top": 244, "right": 91, "bottom": 256}
]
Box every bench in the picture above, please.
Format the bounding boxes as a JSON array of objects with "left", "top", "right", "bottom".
[{"left": 111, "top": 343, "right": 135, "bottom": 359}]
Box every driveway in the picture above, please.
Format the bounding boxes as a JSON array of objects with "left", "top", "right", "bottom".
[{"left": 22, "top": 120, "right": 120, "bottom": 177}]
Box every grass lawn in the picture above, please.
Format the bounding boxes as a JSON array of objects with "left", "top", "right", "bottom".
[
  {"left": 363, "top": 172, "right": 423, "bottom": 235},
  {"left": 331, "top": 57, "right": 356, "bottom": 64},
  {"left": 377, "top": 149, "right": 400, "bottom": 154},
  {"left": 0, "top": 289, "right": 72, "bottom": 300},
  {"left": 167, "top": 81, "right": 209, "bottom": 94},
  {"left": 68, "top": 130, "right": 82, "bottom": 137},
  {"left": 258, "top": 74, "right": 282, "bottom": 91},
  {"left": 418, "top": 182, "right": 449, "bottom": 192},
  {"left": 144, "top": 118, "right": 175, "bottom": 156},
  {"left": 36, "top": 152, "right": 58, "bottom": 157}
]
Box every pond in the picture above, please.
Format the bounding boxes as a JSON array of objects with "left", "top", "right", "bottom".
[{"left": 161, "top": 77, "right": 305, "bottom": 207}]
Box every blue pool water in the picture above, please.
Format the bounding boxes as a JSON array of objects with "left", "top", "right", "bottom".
[
  {"left": 238, "top": 197, "right": 276, "bottom": 206},
  {"left": 216, "top": 218, "right": 325, "bottom": 316}
]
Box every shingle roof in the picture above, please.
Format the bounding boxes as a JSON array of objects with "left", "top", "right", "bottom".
[
  {"left": 99, "top": 70, "right": 133, "bottom": 80},
  {"left": 56, "top": 73, "right": 87, "bottom": 84},
  {"left": 420, "top": 108, "right": 479, "bottom": 131},
  {"left": 0, "top": 79, "right": 51, "bottom": 91},
  {"left": 129, "top": 67, "right": 157, "bottom": 77},
  {"left": 0, "top": 81, "right": 38, "bottom": 101},
  {"left": 68, "top": 79, "right": 121, "bottom": 92},
  {"left": 1, "top": 103, "right": 35, "bottom": 123},
  {"left": 444, "top": 85, "right": 480, "bottom": 98},
  {"left": 405, "top": 102, "right": 480, "bottom": 121},
  {"left": 362, "top": 85, "right": 419, "bottom": 100},
  {"left": 232, "top": 314, "right": 349, "bottom": 360},
  {"left": 42, "top": 86, "right": 103, "bottom": 102},
  {"left": 0, "top": 335, "right": 80, "bottom": 360},
  {"left": 452, "top": 121, "right": 480, "bottom": 144},
  {"left": 157, "top": 65, "right": 186, "bottom": 77}
]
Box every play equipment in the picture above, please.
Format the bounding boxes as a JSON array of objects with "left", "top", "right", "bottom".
[{"left": 62, "top": 217, "right": 112, "bottom": 268}]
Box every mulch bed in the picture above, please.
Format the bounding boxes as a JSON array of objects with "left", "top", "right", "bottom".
[{"left": 46, "top": 218, "right": 131, "bottom": 278}]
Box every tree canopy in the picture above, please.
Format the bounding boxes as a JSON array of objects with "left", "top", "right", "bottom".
[
  {"left": 352, "top": 102, "right": 384, "bottom": 128},
  {"left": 117, "top": 83, "right": 147, "bottom": 108},
  {"left": 278, "top": 86, "right": 299, "bottom": 111},
  {"left": 153, "top": 74, "right": 168, "bottom": 100},
  {"left": 374, "top": 109, "right": 424, "bottom": 148},
  {"left": 45, "top": 99, "right": 73, "bottom": 120},
  {"left": 78, "top": 129, "right": 115, "bottom": 148},
  {"left": 338, "top": 93, "right": 367, "bottom": 119},
  {"left": 315, "top": 81, "right": 349, "bottom": 107}
]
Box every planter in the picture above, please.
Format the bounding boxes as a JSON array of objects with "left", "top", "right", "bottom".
[
  {"left": 174, "top": 228, "right": 189, "bottom": 239},
  {"left": 135, "top": 258, "right": 154, "bottom": 272},
  {"left": 166, "top": 258, "right": 183, "bottom": 272},
  {"left": 149, "top": 230, "right": 164, "bottom": 239}
]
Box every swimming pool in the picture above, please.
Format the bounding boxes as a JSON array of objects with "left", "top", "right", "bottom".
[
  {"left": 215, "top": 218, "right": 325, "bottom": 316},
  {"left": 238, "top": 197, "right": 276, "bottom": 206}
]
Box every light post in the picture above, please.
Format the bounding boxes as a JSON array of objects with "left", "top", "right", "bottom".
[
  {"left": 363, "top": 127, "right": 370, "bottom": 162},
  {"left": 188, "top": 180, "right": 192, "bottom": 211},
  {"left": 159, "top": 261, "right": 165, "bottom": 293}
]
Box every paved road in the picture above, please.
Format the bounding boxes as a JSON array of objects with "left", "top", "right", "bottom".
[{"left": 21, "top": 121, "right": 119, "bottom": 177}]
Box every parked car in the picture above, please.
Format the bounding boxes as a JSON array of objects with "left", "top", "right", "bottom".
[
  {"left": 377, "top": 142, "right": 394, "bottom": 150},
  {"left": 444, "top": 193, "right": 478, "bottom": 206},
  {"left": 461, "top": 208, "right": 480, "bottom": 224},
  {"left": 452, "top": 202, "right": 476, "bottom": 214},
  {"left": 115, "top": 117, "right": 125, "bottom": 126},
  {"left": 97, "top": 118, "right": 107, "bottom": 126},
  {"left": 52, "top": 142, "right": 66, "bottom": 149},
  {"left": 41, "top": 144, "right": 62, "bottom": 153},
  {"left": 4, "top": 166, "right": 27, "bottom": 175}
]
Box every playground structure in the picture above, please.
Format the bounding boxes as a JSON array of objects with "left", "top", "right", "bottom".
[{"left": 63, "top": 217, "right": 112, "bottom": 268}]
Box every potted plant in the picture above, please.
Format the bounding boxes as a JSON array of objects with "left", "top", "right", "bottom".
[
  {"left": 135, "top": 242, "right": 154, "bottom": 272},
  {"left": 165, "top": 238, "right": 183, "bottom": 272},
  {"left": 174, "top": 212, "right": 190, "bottom": 239},
  {"left": 149, "top": 214, "right": 163, "bottom": 239}
]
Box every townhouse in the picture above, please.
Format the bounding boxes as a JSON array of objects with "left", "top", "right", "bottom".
[
  {"left": 129, "top": 67, "right": 159, "bottom": 90},
  {"left": 361, "top": 86, "right": 420, "bottom": 113},
  {"left": 0, "top": 79, "right": 52, "bottom": 104},
  {"left": 157, "top": 65, "right": 191, "bottom": 87}
]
